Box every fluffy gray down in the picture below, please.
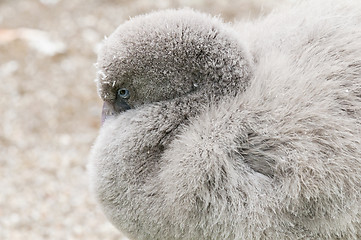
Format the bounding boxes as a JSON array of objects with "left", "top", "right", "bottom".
[{"left": 88, "top": 0, "right": 361, "bottom": 239}]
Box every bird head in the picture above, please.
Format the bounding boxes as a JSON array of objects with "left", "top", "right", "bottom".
[{"left": 96, "top": 9, "right": 252, "bottom": 123}]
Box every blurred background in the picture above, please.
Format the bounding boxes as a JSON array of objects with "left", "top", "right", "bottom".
[{"left": 0, "top": 0, "right": 288, "bottom": 239}]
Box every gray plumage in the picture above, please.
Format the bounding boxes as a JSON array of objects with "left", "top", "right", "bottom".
[{"left": 89, "top": 1, "right": 361, "bottom": 239}]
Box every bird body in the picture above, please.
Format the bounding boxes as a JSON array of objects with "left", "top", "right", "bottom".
[{"left": 89, "top": 1, "right": 361, "bottom": 239}]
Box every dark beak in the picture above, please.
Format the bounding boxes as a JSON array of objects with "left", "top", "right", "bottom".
[{"left": 101, "top": 98, "right": 131, "bottom": 124}]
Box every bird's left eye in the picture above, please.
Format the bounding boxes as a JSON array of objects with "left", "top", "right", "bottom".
[{"left": 117, "top": 88, "right": 130, "bottom": 99}]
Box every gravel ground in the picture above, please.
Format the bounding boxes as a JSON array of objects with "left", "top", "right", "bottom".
[{"left": 0, "top": 0, "right": 287, "bottom": 239}]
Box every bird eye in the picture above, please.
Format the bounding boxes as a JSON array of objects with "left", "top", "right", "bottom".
[{"left": 117, "top": 88, "right": 130, "bottom": 99}]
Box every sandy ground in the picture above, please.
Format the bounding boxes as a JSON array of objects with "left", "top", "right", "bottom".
[{"left": 0, "top": 0, "right": 287, "bottom": 239}]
